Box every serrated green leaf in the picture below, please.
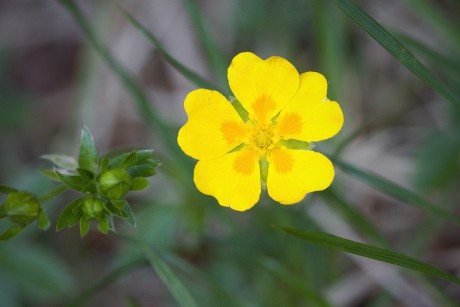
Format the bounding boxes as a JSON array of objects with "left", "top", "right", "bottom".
[
  {"left": 0, "top": 184, "right": 17, "bottom": 195},
  {"left": 79, "top": 125, "right": 99, "bottom": 174},
  {"left": 41, "top": 154, "right": 78, "bottom": 169},
  {"left": 333, "top": 0, "right": 460, "bottom": 107},
  {"left": 56, "top": 170, "right": 93, "bottom": 193},
  {"left": 0, "top": 224, "right": 26, "bottom": 241},
  {"left": 39, "top": 169, "right": 62, "bottom": 181},
  {"left": 141, "top": 242, "right": 198, "bottom": 307},
  {"left": 99, "top": 215, "right": 109, "bottom": 234},
  {"left": 80, "top": 217, "right": 90, "bottom": 237},
  {"left": 37, "top": 209, "right": 50, "bottom": 230},
  {"left": 277, "top": 225, "right": 460, "bottom": 285},
  {"left": 56, "top": 197, "right": 84, "bottom": 231},
  {"left": 108, "top": 150, "right": 154, "bottom": 168},
  {"left": 332, "top": 157, "right": 460, "bottom": 225},
  {"left": 130, "top": 177, "right": 149, "bottom": 191},
  {"left": 121, "top": 9, "right": 218, "bottom": 90},
  {"left": 122, "top": 204, "right": 136, "bottom": 227}
]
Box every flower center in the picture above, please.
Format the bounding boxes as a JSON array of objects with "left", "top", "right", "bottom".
[{"left": 250, "top": 123, "right": 275, "bottom": 150}]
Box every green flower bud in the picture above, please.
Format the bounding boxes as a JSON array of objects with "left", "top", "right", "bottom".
[
  {"left": 4, "top": 192, "right": 40, "bottom": 225},
  {"left": 99, "top": 168, "right": 131, "bottom": 199},
  {"left": 82, "top": 195, "right": 104, "bottom": 218}
]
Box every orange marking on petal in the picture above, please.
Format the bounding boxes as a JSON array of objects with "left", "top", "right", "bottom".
[
  {"left": 220, "top": 120, "right": 246, "bottom": 144},
  {"left": 233, "top": 151, "right": 257, "bottom": 175},
  {"left": 252, "top": 95, "right": 276, "bottom": 122},
  {"left": 271, "top": 149, "right": 294, "bottom": 174},
  {"left": 277, "top": 112, "right": 302, "bottom": 136}
]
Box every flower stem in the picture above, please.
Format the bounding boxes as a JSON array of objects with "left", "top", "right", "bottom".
[{"left": 38, "top": 185, "right": 69, "bottom": 203}]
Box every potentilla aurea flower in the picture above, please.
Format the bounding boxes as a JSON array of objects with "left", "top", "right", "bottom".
[{"left": 177, "top": 52, "right": 343, "bottom": 211}]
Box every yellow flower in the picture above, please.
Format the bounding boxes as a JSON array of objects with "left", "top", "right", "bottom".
[{"left": 177, "top": 52, "right": 344, "bottom": 211}]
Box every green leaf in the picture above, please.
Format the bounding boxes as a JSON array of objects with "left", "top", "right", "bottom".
[
  {"left": 0, "top": 224, "right": 26, "bottom": 241},
  {"left": 78, "top": 125, "right": 98, "bottom": 174},
  {"left": 122, "top": 204, "right": 136, "bottom": 227},
  {"left": 108, "top": 149, "right": 154, "bottom": 168},
  {"left": 37, "top": 210, "right": 50, "bottom": 230},
  {"left": 0, "top": 184, "right": 17, "bottom": 195},
  {"left": 41, "top": 154, "right": 78, "bottom": 169},
  {"left": 56, "top": 197, "right": 83, "bottom": 231},
  {"left": 127, "top": 159, "right": 159, "bottom": 178},
  {"left": 277, "top": 225, "right": 460, "bottom": 285},
  {"left": 333, "top": 0, "right": 460, "bottom": 108},
  {"left": 121, "top": 9, "right": 218, "bottom": 91},
  {"left": 0, "top": 206, "right": 5, "bottom": 219},
  {"left": 141, "top": 242, "right": 198, "bottom": 307},
  {"left": 332, "top": 157, "right": 460, "bottom": 225},
  {"left": 100, "top": 157, "right": 109, "bottom": 174},
  {"left": 80, "top": 217, "right": 90, "bottom": 237},
  {"left": 130, "top": 177, "right": 149, "bottom": 191},
  {"left": 77, "top": 167, "right": 95, "bottom": 181},
  {"left": 55, "top": 171, "right": 93, "bottom": 193},
  {"left": 103, "top": 200, "right": 125, "bottom": 218},
  {"left": 119, "top": 152, "right": 138, "bottom": 169},
  {"left": 99, "top": 215, "right": 109, "bottom": 234}
]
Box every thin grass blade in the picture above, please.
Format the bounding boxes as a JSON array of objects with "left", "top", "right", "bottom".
[
  {"left": 276, "top": 226, "right": 460, "bottom": 285},
  {"left": 332, "top": 157, "right": 460, "bottom": 225},
  {"left": 141, "top": 242, "right": 199, "bottom": 307},
  {"left": 333, "top": 0, "right": 460, "bottom": 108},
  {"left": 120, "top": 9, "right": 219, "bottom": 91}
]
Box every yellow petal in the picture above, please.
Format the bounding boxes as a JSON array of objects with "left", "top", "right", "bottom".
[
  {"left": 276, "top": 72, "right": 343, "bottom": 142},
  {"left": 228, "top": 52, "right": 299, "bottom": 124},
  {"left": 267, "top": 148, "right": 334, "bottom": 204},
  {"left": 194, "top": 150, "right": 261, "bottom": 211},
  {"left": 178, "top": 89, "right": 247, "bottom": 160}
]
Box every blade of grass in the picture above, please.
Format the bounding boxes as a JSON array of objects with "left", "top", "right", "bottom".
[
  {"left": 331, "top": 157, "right": 460, "bottom": 225},
  {"left": 276, "top": 226, "right": 460, "bottom": 285},
  {"left": 58, "top": 0, "right": 182, "bottom": 163},
  {"left": 406, "top": 0, "right": 460, "bottom": 53},
  {"left": 140, "top": 241, "right": 199, "bottom": 307},
  {"left": 322, "top": 188, "right": 389, "bottom": 248},
  {"left": 120, "top": 8, "right": 219, "bottom": 91},
  {"left": 332, "top": 0, "right": 460, "bottom": 108},
  {"left": 69, "top": 258, "right": 146, "bottom": 307},
  {"left": 181, "top": 0, "right": 229, "bottom": 92}
]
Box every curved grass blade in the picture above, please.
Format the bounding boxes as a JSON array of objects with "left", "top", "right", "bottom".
[
  {"left": 120, "top": 9, "right": 219, "bottom": 91},
  {"left": 332, "top": 0, "right": 460, "bottom": 108},
  {"left": 322, "top": 188, "right": 389, "bottom": 248},
  {"left": 276, "top": 226, "right": 460, "bottom": 285},
  {"left": 181, "top": 0, "right": 228, "bottom": 92},
  {"left": 332, "top": 157, "right": 460, "bottom": 225},
  {"left": 58, "top": 0, "right": 182, "bottom": 162},
  {"left": 140, "top": 241, "right": 199, "bottom": 307}
]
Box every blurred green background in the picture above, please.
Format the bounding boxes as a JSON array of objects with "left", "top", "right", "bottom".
[{"left": 1, "top": 0, "right": 460, "bottom": 306}]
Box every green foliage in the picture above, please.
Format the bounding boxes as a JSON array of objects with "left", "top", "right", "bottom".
[
  {"left": 46, "top": 126, "right": 159, "bottom": 237},
  {"left": 277, "top": 225, "right": 460, "bottom": 285},
  {"left": 1, "top": 126, "right": 158, "bottom": 240}
]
